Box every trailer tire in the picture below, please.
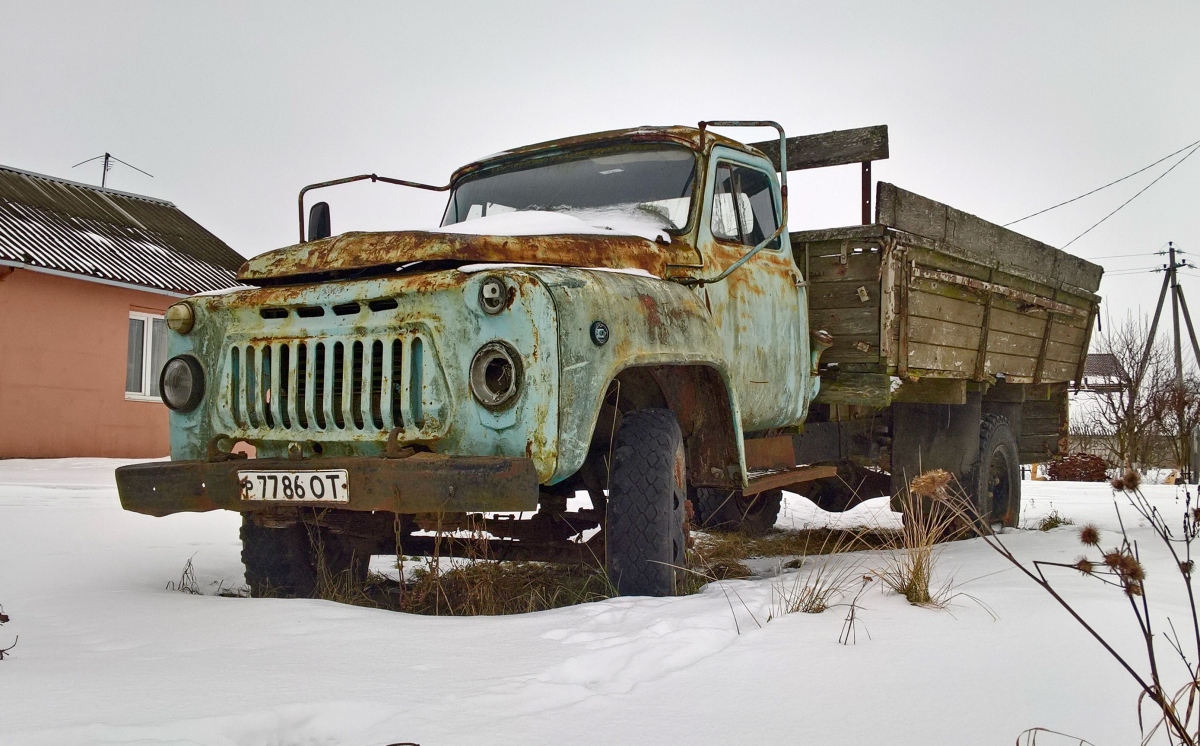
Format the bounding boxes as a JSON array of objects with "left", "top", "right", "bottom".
[
  {"left": 606, "top": 409, "right": 688, "bottom": 597},
  {"left": 241, "top": 516, "right": 367, "bottom": 598},
  {"left": 971, "top": 414, "right": 1021, "bottom": 529},
  {"left": 692, "top": 488, "right": 782, "bottom": 536}
]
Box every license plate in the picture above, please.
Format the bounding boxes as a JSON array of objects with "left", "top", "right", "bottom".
[{"left": 238, "top": 470, "right": 350, "bottom": 503}]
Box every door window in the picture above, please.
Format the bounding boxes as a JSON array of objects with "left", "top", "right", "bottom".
[{"left": 710, "top": 162, "right": 780, "bottom": 249}]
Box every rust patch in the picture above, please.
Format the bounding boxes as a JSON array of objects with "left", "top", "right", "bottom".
[{"left": 240, "top": 231, "right": 670, "bottom": 284}]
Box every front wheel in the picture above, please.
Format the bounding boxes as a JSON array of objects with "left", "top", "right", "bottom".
[
  {"left": 606, "top": 409, "right": 688, "bottom": 596},
  {"left": 241, "top": 515, "right": 368, "bottom": 598}
]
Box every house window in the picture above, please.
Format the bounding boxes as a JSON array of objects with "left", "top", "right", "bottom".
[{"left": 126, "top": 312, "right": 168, "bottom": 401}]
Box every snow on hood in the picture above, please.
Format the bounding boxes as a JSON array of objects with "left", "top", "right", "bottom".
[{"left": 433, "top": 208, "right": 670, "bottom": 243}]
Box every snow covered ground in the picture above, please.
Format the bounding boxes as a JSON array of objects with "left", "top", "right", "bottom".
[{"left": 0, "top": 459, "right": 1191, "bottom": 745}]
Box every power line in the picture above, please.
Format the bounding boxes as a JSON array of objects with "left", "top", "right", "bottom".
[
  {"left": 1062, "top": 142, "right": 1200, "bottom": 249},
  {"left": 1005, "top": 138, "right": 1200, "bottom": 227}
]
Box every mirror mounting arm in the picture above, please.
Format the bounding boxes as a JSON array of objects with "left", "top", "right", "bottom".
[
  {"left": 678, "top": 121, "right": 788, "bottom": 288},
  {"left": 297, "top": 174, "right": 450, "bottom": 243}
]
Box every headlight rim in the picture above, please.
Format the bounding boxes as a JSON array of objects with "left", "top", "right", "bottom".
[
  {"left": 165, "top": 302, "right": 196, "bottom": 334},
  {"left": 469, "top": 341, "right": 523, "bottom": 410},
  {"left": 159, "top": 354, "right": 205, "bottom": 413},
  {"left": 478, "top": 276, "right": 509, "bottom": 315}
]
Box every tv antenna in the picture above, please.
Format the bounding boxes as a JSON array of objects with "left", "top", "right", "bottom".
[{"left": 71, "top": 152, "right": 153, "bottom": 188}]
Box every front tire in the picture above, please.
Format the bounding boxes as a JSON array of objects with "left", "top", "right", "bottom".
[
  {"left": 606, "top": 409, "right": 688, "bottom": 596},
  {"left": 241, "top": 515, "right": 367, "bottom": 598}
]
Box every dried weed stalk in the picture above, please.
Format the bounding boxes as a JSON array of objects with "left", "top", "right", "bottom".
[{"left": 931, "top": 467, "right": 1200, "bottom": 745}]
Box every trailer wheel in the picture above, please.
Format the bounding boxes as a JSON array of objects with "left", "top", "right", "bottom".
[
  {"left": 971, "top": 414, "right": 1021, "bottom": 529},
  {"left": 692, "top": 488, "right": 782, "bottom": 536},
  {"left": 606, "top": 409, "right": 688, "bottom": 596},
  {"left": 241, "top": 516, "right": 367, "bottom": 598}
]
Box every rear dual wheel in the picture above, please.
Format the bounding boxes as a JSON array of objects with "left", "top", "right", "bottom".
[{"left": 692, "top": 487, "right": 782, "bottom": 536}]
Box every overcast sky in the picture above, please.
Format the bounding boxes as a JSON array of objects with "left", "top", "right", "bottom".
[{"left": 2, "top": 1, "right": 1197, "bottom": 321}]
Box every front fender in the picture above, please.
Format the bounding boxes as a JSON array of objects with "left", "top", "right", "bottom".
[{"left": 533, "top": 268, "right": 746, "bottom": 486}]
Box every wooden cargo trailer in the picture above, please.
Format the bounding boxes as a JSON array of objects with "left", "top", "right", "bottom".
[{"left": 789, "top": 182, "right": 1103, "bottom": 519}]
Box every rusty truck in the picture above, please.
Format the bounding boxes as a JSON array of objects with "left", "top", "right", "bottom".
[{"left": 116, "top": 122, "right": 1103, "bottom": 598}]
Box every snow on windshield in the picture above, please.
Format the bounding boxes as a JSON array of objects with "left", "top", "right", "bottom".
[
  {"left": 430, "top": 206, "right": 671, "bottom": 242},
  {"left": 440, "top": 146, "right": 696, "bottom": 234}
]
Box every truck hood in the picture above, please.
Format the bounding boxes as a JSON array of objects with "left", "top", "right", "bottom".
[{"left": 239, "top": 228, "right": 669, "bottom": 284}]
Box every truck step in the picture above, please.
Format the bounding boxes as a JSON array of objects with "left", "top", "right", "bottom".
[{"left": 744, "top": 464, "right": 839, "bottom": 496}]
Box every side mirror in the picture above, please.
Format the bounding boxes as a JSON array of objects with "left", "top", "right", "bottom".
[{"left": 307, "top": 202, "right": 331, "bottom": 241}]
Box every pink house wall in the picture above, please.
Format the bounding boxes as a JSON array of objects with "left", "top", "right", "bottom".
[{"left": 0, "top": 267, "right": 173, "bottom": 458}]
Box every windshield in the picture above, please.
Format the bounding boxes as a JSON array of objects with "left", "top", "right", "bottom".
[{"left": 441, "top": 146, "right": 697, "bottom": 232}]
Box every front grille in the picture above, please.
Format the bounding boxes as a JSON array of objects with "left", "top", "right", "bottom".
[{"left": 223, "top": 333, "right": 433, "bottom": 436}]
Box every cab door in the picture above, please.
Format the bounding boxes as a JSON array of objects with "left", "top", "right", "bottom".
[{"left": 697, "top": 146, "right": 809, "bottom": 431}]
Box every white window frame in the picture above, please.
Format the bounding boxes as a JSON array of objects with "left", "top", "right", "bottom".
[{"left": 125, "top": 311, "right": 167, "bottom": 402}]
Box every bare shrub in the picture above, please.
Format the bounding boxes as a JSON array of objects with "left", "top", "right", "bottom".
[{"left": 1046, "top": 453, "right": 1110, "bottom": 482}]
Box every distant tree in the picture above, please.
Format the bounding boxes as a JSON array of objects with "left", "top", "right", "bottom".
[{"left": 1074, "top": 313, "right": 1190, "bottom": 469}]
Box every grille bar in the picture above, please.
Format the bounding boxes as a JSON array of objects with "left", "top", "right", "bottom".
[{"left": 225, "top": 334, "right": 431, "bottom": 436}]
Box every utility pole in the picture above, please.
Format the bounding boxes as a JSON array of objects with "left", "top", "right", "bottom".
[{"left": 1132, "top": 242, "right": 1200, "bottom": 481}]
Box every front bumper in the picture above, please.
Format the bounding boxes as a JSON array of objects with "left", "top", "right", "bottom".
[{"left": 116, "top": 454, "right": 539, "bottom": 517}]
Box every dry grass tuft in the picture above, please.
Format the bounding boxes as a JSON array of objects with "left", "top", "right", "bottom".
[
  {"left": 772, "top": 528, "right": 871, "bottom": 615},
  {"left": 693, "top": 527, "right": 892, "bottom": 564},
  {"left": 875, "top": 470, "right": 968, "bottom": 606},
  {"left": 1034, "top": 510, "right": 1075, "bottom": 532},
  {"left": 401, "top": 560, "right": 614, "bottom": 616}
]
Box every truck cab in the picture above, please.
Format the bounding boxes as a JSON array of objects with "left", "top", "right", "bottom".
[{"left": 117, "top": 123, "right": 826, "bottom": 598}]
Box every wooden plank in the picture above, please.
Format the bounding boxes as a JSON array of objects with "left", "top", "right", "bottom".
[
  {"left": 912, "top": 264, "right": 1089, "bottom": 318},
  {"left": 908, "top": 290, "right": 986, "bottom": 327},
  {"left": 877, "top": 182, "right": 1104, "bottom": 294},
  {"left": 1040, "top": 359, "right": 1078, "bottom": 383},
  {"left": 1050, "top": 320, "right": 1088, "bottom": 346},
  {"left": 987, "top": 330, "right": 1044, "bottom": 358},
  {"left": 983, "top": 350, "right": 1038, "bottom": 378},
  {"left": 1074, "top": 305, "right": 1099, "bottom": 385},
  {"left": 908, "top": 315, "right": 981, "bottom": 350},
  {"left": 804, "top": 250, "right": 883, "bottom": 283},
  {"left": 744, "top": 436, "right": 796, "bottom": 471},
  {"left": 811, "top": 306, "right": 880, "bottom": 336},
  {"left": 744, "top": 465, "right": 840, "bottom": 496},
  {"left": 892, "top": 378, "right": 967, "bottom": 404},
  {"left": 808, "top": 280, "right": 883, "bottom": 310},
  {"left": 751, "top": 125, "right": 889, "bottom": 173},
  {"left": 974, "top": 286, "right": 995, "bottom": 381},
  {"left": 908, "top": 342, "right": 978, "bottom": 376},
  {"left": 989, "top": 307, "right": 1047, "bottom": 339},
  {"left": 1045, "top": 339, "right": 1083, "bottom": 364},
  {"left": 813, "top": 371, "right": 893, "bottom": 407},
  {"left": 898, "top": 256, "right": 911, "bottom": 378}
]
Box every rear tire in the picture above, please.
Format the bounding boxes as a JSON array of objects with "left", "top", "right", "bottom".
[
  {"left": 241, "top": 515, "right": 368, "bottom": 598},
  {"left": 692, "top": 488, "right": 782, "bottom": 536},
  {"left": 970, "top": 414, "right": 1021, "bottom": 529},
  {"left": 606, "top": 409, "right": 688, "bottom": 597}
]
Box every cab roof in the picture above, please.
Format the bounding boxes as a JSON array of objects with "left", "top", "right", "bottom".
[{"left": 450, "top": 125, "right": 758, "bottom": 186}]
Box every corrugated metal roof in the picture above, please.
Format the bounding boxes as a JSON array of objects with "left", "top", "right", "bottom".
[
  {"left": 0, "top": 164, "right": 243, "bottom": 295},
  {"left": 1084, "top": 353, "right": 1124, "bottom": 378}
]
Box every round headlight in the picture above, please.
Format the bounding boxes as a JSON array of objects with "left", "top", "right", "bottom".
[
  {"left": 165, "top": 302, "right": 195, "bottom": 334},
  {"left": 469, "top": 342, "right": 522, "bottom": 409},
  {"left": 159, "top": 355, "right": 205, "bottom": 412},
  {"left": 478, "top": 277, "right": 508, "bottom": 315}
]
